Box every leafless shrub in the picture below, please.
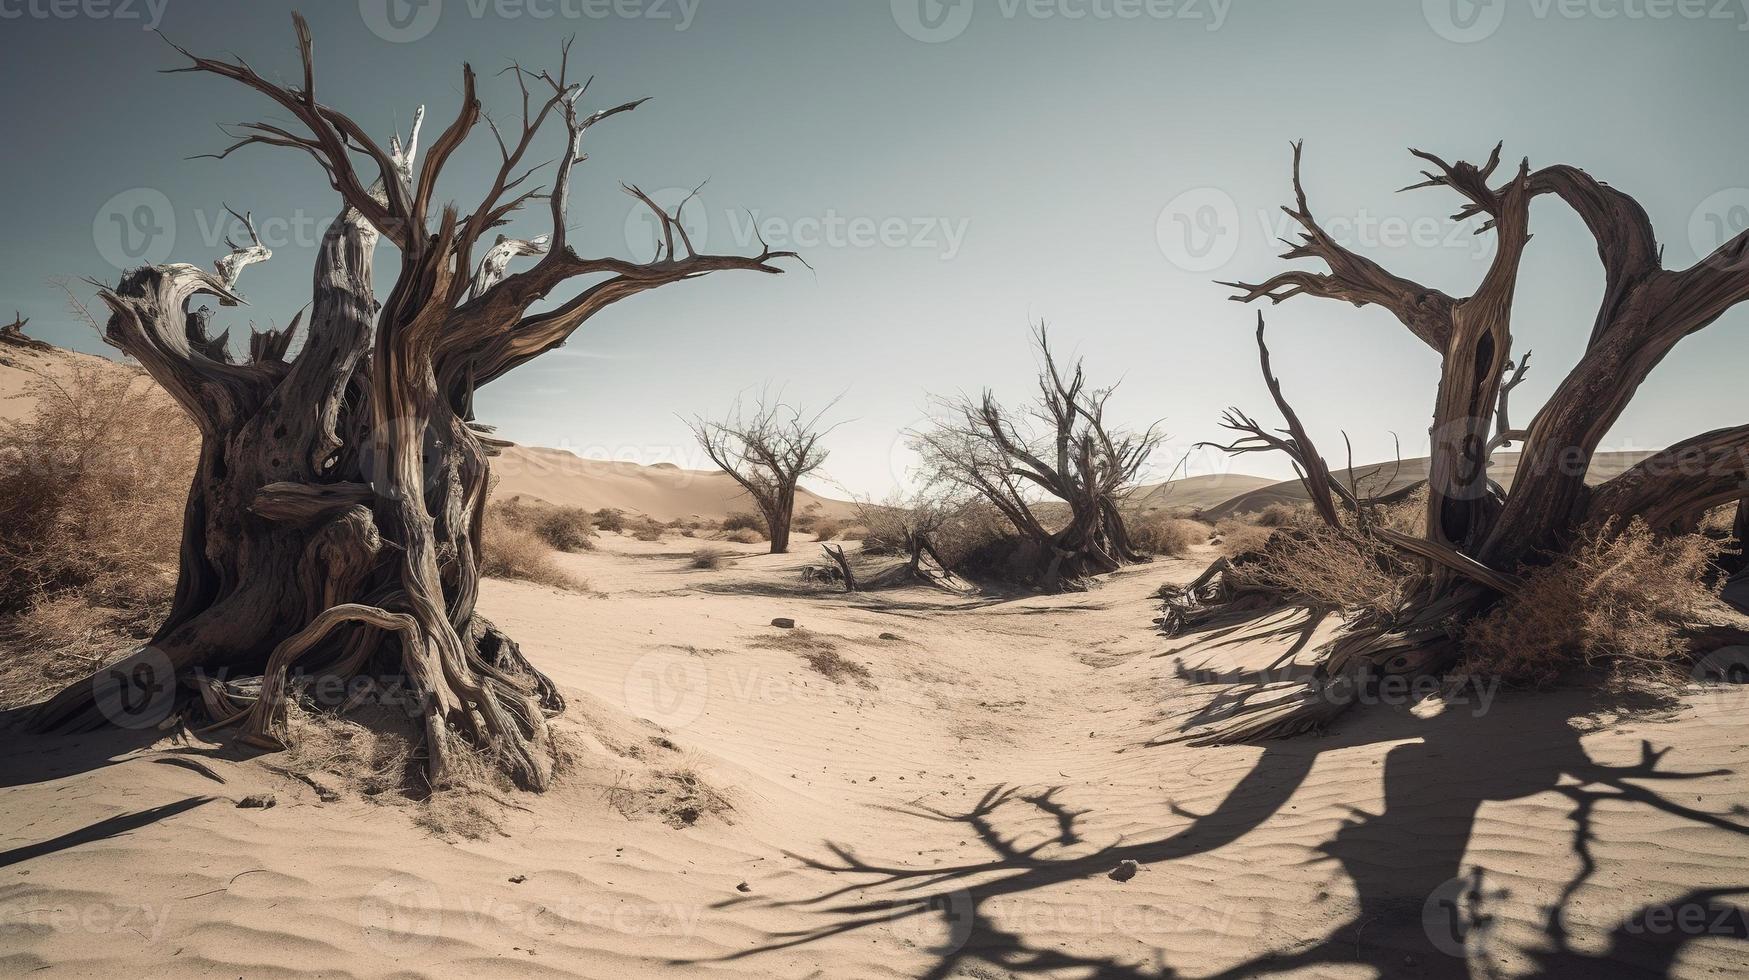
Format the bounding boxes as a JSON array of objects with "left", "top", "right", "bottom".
[
  {"left": 722, "top": 511, "right": 767, "bottom": 534},
  {"left": 1214, "top": 519, "right": 1275, "bottom": 558},
  {"left": 690, "top": 547, "right": 728, "bottom": 570},
  {"left": 1233, "top": 519, "right": 1409, "bottom": 617},
  {"left": 1130, "top": 512, "right": 1209, "bottom": 557},
  {"left": 1463, "top": 518, "right": 1726, "bottom": 685},
  {"left": 724, "top": 528, "right": 764, "bottom": 545},
  {"left": 1253, "top": 502, "right": 1304, "bottom": 528},
  {"left": 491, "top": 499, "right": 596, "bottom": 552},
  {"left": 481, "top": 523, "right": 589, "bottom": 591},
  {"left": 811, "top": 517, "right": 844, "bottom": 541},
  {"left": 592, "top": 508, "right": 626, "bottom": 533},
  {"left": 0, "top": 361, "right": 194, "bottom": 616}
]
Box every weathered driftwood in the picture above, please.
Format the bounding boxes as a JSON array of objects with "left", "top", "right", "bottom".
[{"left": 26, "top": 16, "right": 795, "bottom": 790}]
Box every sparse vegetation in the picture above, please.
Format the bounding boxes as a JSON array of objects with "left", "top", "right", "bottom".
[
  {"left": 690, "top": 547, "right": 729, "bottom": 569},
  {"left": 593, "top": 508, "right": 627, "bottom": 533},
  {"left": 1129, "top": 512, "right": 1209, "bottom": 557},
  {"left": 1463, "top": 519, "right": 1727, "bottom": 685},
  {"left": 491, "top": 499, "right": 597, "bottom": 552},
  {"left": 481, "top": 523, "right": 589, "bottom": 592}
]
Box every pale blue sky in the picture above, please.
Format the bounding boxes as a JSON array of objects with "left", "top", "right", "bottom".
[{"left": 2, "top": 0, "right": 1744, "bottom": 497}]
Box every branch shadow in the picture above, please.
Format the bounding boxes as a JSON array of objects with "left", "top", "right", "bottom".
[{"left": 686, "top": 640, "right": 1749, "bottom": 977}]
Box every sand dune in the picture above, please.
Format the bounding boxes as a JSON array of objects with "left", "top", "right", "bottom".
[
  {"left": 4, "top": 539, "right": 1747, "bottom": 977},
  {"left": 492, "top": 445, "right": 857, "bottom": 523},
  {"left": 1201, "top": 451, "right": 1655, "bottom": 520}
]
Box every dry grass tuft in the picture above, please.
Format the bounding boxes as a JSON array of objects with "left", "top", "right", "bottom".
[
  {"left": 751, "top": 628, "right": 876, "bottom": 687},
  {"left": 481, "top": 522, "right": 589, "bottom": 591},
  {"left": 1234, "top": 519, "right": 1408, "bottom": 616},
  {"left": 1463, "top": 518, "right": 1726, "bottom": 686},
  {"left": 722, "top": 511, "right": 767, "bottom": 535},
  {"left": 690, "top": 547, "right": 729, "bottom": 570},
  {"left": 490, "top": 499, "right": 596, "bottom": 552},
  {"left": 0, "top": 361, "right": 193, "bottom": 617},
  {"left": 724, "top": 527, "right": 764, "bottom": 545},
  {"left": 1214, "top": 519, "right": 1276, "bottom": 558},
  {"left": 1253, "top": 502, "right": 1305, "bottom": 528},
  {"left": 1129, "top": 512, "right": 1209, "bottom": 557}
]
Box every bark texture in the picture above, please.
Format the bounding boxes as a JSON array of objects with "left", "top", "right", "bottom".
[
  {"left": 27, "top": 17, "right": 795, "bottom": 790},
  {"left": 1181, "top": 142, "right": 1749, "bottom": 742}
]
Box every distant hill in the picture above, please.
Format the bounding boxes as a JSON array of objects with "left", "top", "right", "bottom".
[
  {"left": 1200, "top": 452, "right": 1653, "bottom": 520},
  {"left": 492, "top": 445, "right": 857, "bottom": 523},
  {"left": 1129, "top": 472, "right": 1277, "bottom": 512}
]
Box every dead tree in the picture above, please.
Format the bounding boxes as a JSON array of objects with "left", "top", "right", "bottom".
[
  {"left": 915, "top": 325, "right": 1163, "bottom": 592},
  {"left": 24, "top": 16, "right": 796, "bottom": 791},
  {"left": 1182, "top": 141, "right": 1749, "bottom": 742},
  {"left": 687, "top": 392, "right": 836, "bottom": 555},
  {"left": 0, "top": 311, "right": 47, "bottom": 350}
]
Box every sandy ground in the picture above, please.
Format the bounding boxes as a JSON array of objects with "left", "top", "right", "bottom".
[{"left": 4, "top": 533, "right": 1748, "bottom": 979}]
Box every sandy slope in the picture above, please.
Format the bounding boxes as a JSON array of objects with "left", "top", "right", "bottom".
[
  {"left": 5, "top": 537, "right": 1748, "bottom": 978},
  {"left": 492, "top": 445, "right": 856, "bottom": 523},
  {"left": 1200, "top": 451, "right": 1653, "bottom": 520}
]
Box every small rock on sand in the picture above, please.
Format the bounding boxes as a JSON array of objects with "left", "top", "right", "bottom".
[
  {"left": 1109, "top": 859, "right": 1139, "bottom": 882},
  {"left": 771, "top": 618, "right": 796, "bottom": 629}
]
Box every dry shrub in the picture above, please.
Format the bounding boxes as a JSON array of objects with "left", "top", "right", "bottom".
[
  {"left": 811, "top": 517, "right": 844, "bottom": 541},
  {"left": 627, "top": 515, "right": 667, "bottom": 541},
  {"left": 690, "top": 547, "right": 728, "bottom": 570},
  {"left": 1376, "top": 485, "right": 1429, "bottom": 537},
  {"left": 1215, "top": 519, "right": 1275, "bottom": 558},
  {"left": 1463, "top": 518, "right": 1725, "bottom": 685},
  {"left": 490, "top": 499, "right": 596, "bottom": 552},
  {"left": 1235, "top": 520, "right": 1408, "bottom": 616},
  {"left": 722, "top": 511, "right": 767, "bottom": 534},
  {"left": 0, "top": 361, "right": 195, "bottom": 616},
  {"left": 838, "top": 524, "right": 869, "bottom": 541},
  {"left": 480, "top": 522, "right": 589, "bottom": 591},
  {"left": 724, "top": 527, "right": 764, "bottom": 545},
  {"left": 592, "top": 507, "right": 626, "bottom": 533},
  {"left": 1254, "top": 502, "right": 1304, "bottom": 528},
  {"left": 279, "top": 701, "right": 418, "bottom": 799},
  {"left": 1130, "top": 512, "right": 1209, "bottom": 557}
]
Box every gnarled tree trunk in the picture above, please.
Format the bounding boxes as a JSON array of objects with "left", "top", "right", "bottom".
[
  {"left": 1183, "top": 142, "right": 1749, "bottom": 742},
  {"left": 26, "top": 16, "right": 795, "bottom": 790}
]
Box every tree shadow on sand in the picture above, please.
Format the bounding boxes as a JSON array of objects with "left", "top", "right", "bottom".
[{"left": 683, "top": 616, "right": 1749, "bottom": 978}]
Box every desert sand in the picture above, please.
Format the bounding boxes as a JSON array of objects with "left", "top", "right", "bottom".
[{"left": 4, "top": 529, "right": 1749, "bottom": 977}]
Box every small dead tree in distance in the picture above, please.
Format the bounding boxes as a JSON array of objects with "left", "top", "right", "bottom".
[
  {"left": 1174, "top": 141, "right": 1749, "bottom": 743},
  {"left": 25, "top": 16, "right": 797, "bottom": 791},
  {"left": 687, "top": 391, "right": 838, "bottom": 554},
  {"left": 914, "top": 325, "right": 1163, "bottom": 592}
]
